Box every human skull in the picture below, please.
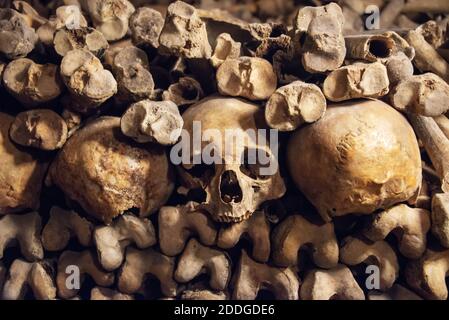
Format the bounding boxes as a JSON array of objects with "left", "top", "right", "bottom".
[
  {"left": 175, "top": 96, "right": 286, "bottom": 222},
  {"left": 287, "top": 99, "right": 422, "bottom": 222}
]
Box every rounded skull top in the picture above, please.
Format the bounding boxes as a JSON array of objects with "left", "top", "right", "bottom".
[
  {"left": 48, "top": 116, "right": 174, "bottom": 224},
  {"left": 287, "top": 99, "right": 422, "bottom": 222},
  {"left": 176, "top": 96, "right": 286, "bottom": 222}
]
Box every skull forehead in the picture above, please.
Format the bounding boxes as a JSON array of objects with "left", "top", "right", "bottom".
[
  {"left": 182, "top": 96, "right": 265, "bottom": 155},
  {"left": 183, "top": 96, "right": 262, "bottom": 133}
]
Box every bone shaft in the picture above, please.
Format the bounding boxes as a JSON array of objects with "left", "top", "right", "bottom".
[
  {"left": 435, "top": 116, "right": 449, "bottom": 140},
  {"left": 380, "top": 0, "right": 405, "bottom": 28},
  {"left": 402, "top": 0, "right": 449, "bottom": 13},
  {"left": 408, "top": 114, "right": 449, "bottom": 192},
  {"left": 406, "top": 30, "right": 449, "bottom": 82}
]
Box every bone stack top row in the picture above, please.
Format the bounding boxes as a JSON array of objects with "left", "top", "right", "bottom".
[{"left": 0, "top": 0, "right": 449, "bottom": 301}]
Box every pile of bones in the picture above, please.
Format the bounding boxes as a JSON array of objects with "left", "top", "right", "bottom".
[{"left": 1, "top": 0, "right": 449, "bottom": 300}]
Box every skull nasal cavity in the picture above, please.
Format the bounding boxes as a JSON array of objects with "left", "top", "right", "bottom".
[{"left": 220, "top": 170, "right": 243, "bottom": 203}]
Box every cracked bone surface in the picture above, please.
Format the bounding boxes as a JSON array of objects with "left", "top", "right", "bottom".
[
  {"left": 162, "top": 77, "right": 204, "bottom": 107},
  {"left": 60, "top": 49, "right": 117, "bottom": 112},
  {"left": 111, "top": 46, "right": 154, "bottom": 102},
  {"left": 82, "top": 0, "right": 135, "bottom": 41},
  {"left": 390, "top": 73, "right": 449, "bottom": 116},
  {"left": 56, "top": 250, "right": 114, "bottom": 299},
  {"left": 47, "top": 117, "right": 174, "bottom": 224},
  {"left": 53, "top": 27, "right": 109, "bottom": 57},
  {"left": 265, "top": 80, "right": 326, "bottom": 132},
  {"left": 232, "top": 250, "right": 299, "bottom": 300},
  {"left": 293, "top": 3, "right": 346, "bottom": 73},
  {"left": 42, "top": 206, "right": 93, "bottom": 251},
  {"left": 9, "top": 109, "right": 68, "bottom": 151},
  {"left": 159, "top": 1, "right": 212, "bottom": 59},
  {"left": 2, "top": 259, "right": 56, "bottom": 300},
  {"left": 158, "top": 204, "right": 217, "bottom": 256},
  {"left": 178, "top": 96, "right": 286, "bottom": 222},
  {"left": 121, "top": 99, "right": 183, "bottom": 145},
  {"left": 0, "top": 8, "right": 37, "bottom": 59},
  {"left": 0, "top": 212, "right": 43, "bottom": 261},
  {"left": 363, "top": 204, "right": 431, "bottom": 259},
  {"left": 272, "top": 214, "right": 339, "bottom": 269},
  {"left": 300, "top": 265, "right": 365, "bottom": 300},
  {"left": 174, "top": 238, "right": 230, "bottom": 291},
  {"left": 3, "top": 58, "right": 63, "bottom": 107},
  {"left": 216, "top": 57, "right": 277, "bottom": 100},
  {"left": 288, "top": 100, "right": 422, "bottom": 221},
  {"left": 323, "top": 62, "right": 390, "bottom": 102},
  {"left": 340, "top": 237, "right": 399, "bottom": 291},
  {"left": 217, "top": 211, "right": 270, "bottom": 263},
  {"left": 94, "top": 213, "right": 156, "bottom": 271},
  {"left": 118, "top": 247, "right": 177, "bottom": 297},
  {"left": 129, "top": 7, "right": 163, "bottom": 48}
]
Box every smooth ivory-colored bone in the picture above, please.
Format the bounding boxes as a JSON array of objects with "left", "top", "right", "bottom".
[
  {"left": 232, "top": 250, "right": 299, "bottom": 300},
  {"left": 42, "top": 206, "right": 93, "bottom": 251},
  {"left": 300, "top": 264, "right": 365, "bottom": 300},
  {"left": 217, "top": 211, "right": 270, "bottom": 263},
  {"left": 175, "top": 239, "right": 230, "bottom": 291},
  {"left": 431, "top": 193, "right": 449, "bottom": 248},
  {"left": 56, "top": 250, "right": 114, "bottom": 299},
  {"left": 94, "top": 213, "right": 156, "bottom": 271},
  {"left": 363, "top": 204, "right": 430, "bottom": 259},
  {"left": 384, "top": 51, "right": 414, "bottom": 84},
  {"left": 0, "top": 212, "right": 43, "bottom": 261},
  {"left": 390, "top": 73, "right": 449, "bottom": 116},
  {"left": 340, "top": 237, "right": 399, "bottom": 291},
  {"left": 265, "top": 80, "right": 326, "bottom": 131},
  {"left": 2, "top": 259, "right": 56, "bottom": 300},
  {"left": 272, "top": 214, "right": 339, "bottom": 269},
  {"left": 323, "top": 62, "right": 389, "bottom": 102},
  {"left": 118, "top": 247, "right": 177, "bottom": 297},
  {"left": 379, "top": 0, "right": 404, "bottom": 29},
  {"left": 210, "top": 33, "right": 241, "bottom": 68},
  {"left": 158, "top": 204, "right": 217, "bottom": 256},
  {"left": 407, "top": 114, "right": 449, "bottom": 193},
  {"left": 402, "top": 0, "right": 449, "bottom": 13}
]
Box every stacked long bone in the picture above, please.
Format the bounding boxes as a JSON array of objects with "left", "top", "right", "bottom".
[{"left": 0, "top": 0, "right": 449, "bottom": 300}]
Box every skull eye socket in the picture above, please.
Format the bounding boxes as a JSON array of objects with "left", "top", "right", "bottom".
[{"left": 239, "top": 148, "right": 271, "bottom": 180}]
